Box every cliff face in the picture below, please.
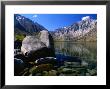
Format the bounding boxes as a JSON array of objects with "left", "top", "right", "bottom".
[
  {"left": 51, "top": 16, "right": 97, "bottom": 42},
  {"left": 14, "top": 14, "right": 47, "bottom": 36}
]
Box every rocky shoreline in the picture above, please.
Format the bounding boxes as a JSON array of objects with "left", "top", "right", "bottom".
[
  {"left": 14, "top": 49, "right": 96, "bottom": 76},
  {"left": 14, "top": 30, "right": 96, "bottom": 76}
]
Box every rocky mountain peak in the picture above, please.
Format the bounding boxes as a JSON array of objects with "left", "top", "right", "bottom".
[{"left": 51, "top": 16, "right": 97, "bottom": 41}]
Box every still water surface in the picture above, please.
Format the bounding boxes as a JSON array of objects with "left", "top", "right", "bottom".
[{"left": 54, "top": 42, "right": 97, "bottom": 62}]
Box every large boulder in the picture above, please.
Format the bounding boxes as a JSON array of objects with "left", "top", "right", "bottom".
[
  {"left": 40, "top": 30, "right": 50, "bottom": 48},
  {"left": 21, "top": 36, "right": 46, "bottom": 55},
  {"left": 21, "top": 30, "right": 55, "bottom": 61}
]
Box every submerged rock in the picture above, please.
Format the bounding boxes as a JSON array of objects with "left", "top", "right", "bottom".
[
  {"left": 64, "top": 61, "right": 81, "bottom": 68},
  {"left": 62, "top": 68, "right": 73, "bottom": 74},
  {"left": 42, "top": 71, "right": 49, "bottom": 76},
  {"left": 36, "top": 64, "right": 53, "bottom": 72},
  {"left": 81, "top": 61, "right": 88, "bottom": 67},
  {"left": 14, "top": 58, "right": 25, "bottom": 76},
  {"left": 35, "top": 57, "right": 57, "bottom": 65},
  {"left": 14, "top": 54, "right": 27, "bottom": 62},
  {"left": 14, "top": 39, "right": 22, "bottom": 49},
  {"left": 48, "top": 70, "right": 57, "bottom": 76},
  {"left": 42, "top": 70, "right": 57, "bottom": 76}
]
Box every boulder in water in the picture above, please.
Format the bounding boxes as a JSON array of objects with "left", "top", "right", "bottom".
[{"left": 21, "top": 31, "right": 55, "bottom": 61}]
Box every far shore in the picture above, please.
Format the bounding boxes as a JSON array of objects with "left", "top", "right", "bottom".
[{"left": 53, "top": 41, "right": 97, "bottom": 43}]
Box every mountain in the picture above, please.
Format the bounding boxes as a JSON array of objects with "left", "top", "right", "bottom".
[
  {"left": 14, "top": 14, "right": 47, "bottom": 35},
  {"left": 14, "top": 14, "right": 97, "bottom": 42},
  {"left": 51, "top": 16, "right": 97, "bottom": 42}
]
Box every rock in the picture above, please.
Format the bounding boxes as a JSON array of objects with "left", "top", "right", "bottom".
[
  {"left": 81, "top": 61, "right": 88, "bottom": 67},
  {"left": 14, "top": 54, "right": 34, "bottom": 68},
  {"left": 21, "top": 31, "right": 55, "bottom": 61},
  {"left": 56, "top": 54, "right": 81, "bottom": 65},
  {"left": 42, "top": 71, "right": 49, "bottom": 76},
  {"left": 22, "top": 71, "right": 30, "bottom": 76},
  {"left": 86, "top": 73, "right": 90, "bottom": 76},
  {"left": 45, "top": 57, "right": 57, "bottom": 60},
  {"left": 14, "top": 54, "right": 28, "bottom": 62},
  {"left": 88, "top": 69, "right": 97, "bottom": 76},
  {"left": 35, "top": 73, "right": 42, "bottom": 76},
  {"left": 21, "top": 36, "right": 46, "bottom": 56},
  {"left": 36, "top": 64, "right": 53, "bottom": 72},
  {"left": 62, "top": 68, "right": 73, "bottom": 74},
  {"left": 29, "top": 66, "right": 37, "bottom": 73},
  {"left": 59, "top": 73, "right": 65, "bottom": 76},
  {"left": 36, "top": 57, "right": 57, "bottom": 65},
  {"left": 64, "top": 61, "right": 81, "bottom": 68},
  {"left": 14, "top": 49, "right": 22, "bottom": 55},
  {"left": 14, "top": 39, "right": 22, "bottom": 49},
  {"left": 29, "top": 74, "right": 32, "bottom": 76},
  {"left": 48, "top": 70, "right": 57, "bottom": 76},
  {"left": 40, "top": 30, "right": 50, "bottom": 48},
  {"left": 14, "top": 58, "right": 25, "bottom": 75},
  {"left": 35, "top": 60, "right": 38, "bottom": 63}
]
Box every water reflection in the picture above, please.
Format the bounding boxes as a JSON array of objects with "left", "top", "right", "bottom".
[{"left": 54, "top": 42, "right": 97, "bottom": 62}]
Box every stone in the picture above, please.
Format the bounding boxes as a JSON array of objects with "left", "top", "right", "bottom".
[
  {"left": 62, "top": 68, "right": 73, "bottom": 74},
  {"left": 21, "top": 31, "right": 55, "bottom": 61},
  {"left": 81, "top": 61, "right": 88, "bottom": 67},
  {"left": 88, "top": 69, "right": 97, "bottom": 76},
  {"left": 36, "top": 57, "right": 57, "bottom": 65},
  {"left": 35, "top": 73, "right": 42, "bottom": 76},
  {"left": 64, "top": 61, "right": 81, "bottom": 68},
  {"left": 14, "top": 39, "right": 22, "bottom": 49},
  {"left": 29, "top": 66, "right": 37, "bottom": 73},
  {"left": 14, "top": 58, "right": 25, "bottom": 75},
  {"left": 14, "top": 49, "right": 22, "bottom": 55},
  {"left": 40, "top": 30, "right": 50, "bottom": 48},
  {"left": 36, "top": 64, "right": 53, "bottom": 72},
  {"left": 59, "top": 73, "right": 65, "bottom": 76},
  {"left": 42, "top": 71, "right": 49, "bottom": 76},
  {"left": 48, "top": 70, "right": 57, "bottom": 76},
  {"left": 21, "top": 36, "right": 46, "bottom": 56},
  {"left": 86, "top": 73, "right": 90, "bottom": 76},
  {"left": 14, "top": 54, "right": 28, "bottom": 62}
]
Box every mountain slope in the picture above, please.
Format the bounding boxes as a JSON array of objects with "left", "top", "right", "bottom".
[
  {"left": 14, "top": 14, "right": 47, "bottom": 35},
  {"left": 51, "top": 16, "right": 97, "bottom": 42}
]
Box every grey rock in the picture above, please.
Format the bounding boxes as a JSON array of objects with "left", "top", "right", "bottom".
[
  {"left": 42, "top": 71, "right": 49, "bottom": 76},
  {"left": 48, "top": 70, "right": 57, "bottom": 76},
  {"left": 35, "top": 73, "right": 42, "bottom": 76},
  {"left": 81, "top": 61, "right": 88, "bottom": 67},
  {"left": 64, "top": 61, "right": 81, "bottom": 68},
  {"left": 40, "top": 30, "right": 50, "bottom": 48},
  {"left": 62, "top": 68, "right": 73, "bottom": 74},
  {"left": 21, "top": 31, "right": 55, "bottom": 61},
  {"left": 21, "top": 36, "right": 46, "bottom": 56},
  {"left": 36, "top": 57, "right": 57, "bottom": 65}
]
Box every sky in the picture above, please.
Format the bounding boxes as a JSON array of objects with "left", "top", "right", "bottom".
[{"left": 20, "top": 14, "right": 97, "bottom": 31}]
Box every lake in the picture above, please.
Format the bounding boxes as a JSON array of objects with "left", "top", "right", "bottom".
[{"left": 54, "top": 41, "right": 97, "bottom": 76}]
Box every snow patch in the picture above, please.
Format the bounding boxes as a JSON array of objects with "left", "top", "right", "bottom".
[
  {"left": 82, "top": 16, "right": 90, "bottom": 21},
  {"left": 33, "top": 15, "right": 37, "bottom": 18}
]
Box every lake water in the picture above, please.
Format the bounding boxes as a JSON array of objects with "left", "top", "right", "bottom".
[
  {"left": 54, "top": 41, "right": 97, "bottom": 76},
  {"left": 54, "top": 42, "right": 97, "bottom": 61}
]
